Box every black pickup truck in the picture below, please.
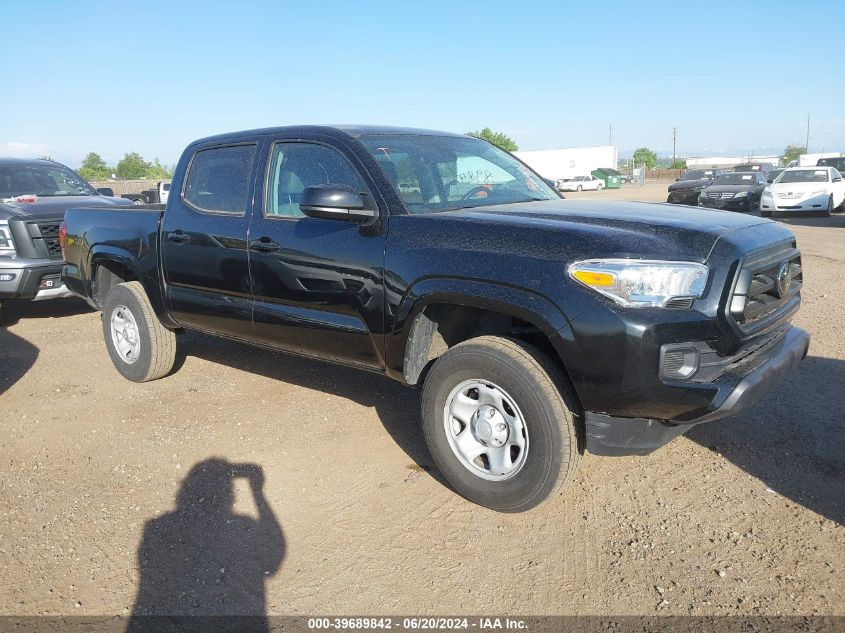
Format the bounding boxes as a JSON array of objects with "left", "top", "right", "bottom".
[{"left": 61, "top": 126, "right": 809, "bottom": 511}]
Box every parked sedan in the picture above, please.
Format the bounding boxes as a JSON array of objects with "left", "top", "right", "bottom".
[
  {"left": 698, "top": 171, "right": 768, "bottom": 212},
  {"left": 557, "top": 175, "right": 604, "bottom": 191},
  {"left": 760, "top": 166, "right": 845, "bottom": 216},
  {"left": 666, "top": 169, "right": 722, "bottom": 205}
]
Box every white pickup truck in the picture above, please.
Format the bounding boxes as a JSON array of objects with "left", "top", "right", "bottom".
[{"left": 121, "top": 181, "right": 171, "bottom": 205}]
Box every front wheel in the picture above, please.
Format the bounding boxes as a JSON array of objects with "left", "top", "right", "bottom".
[
  {"left": 824, "top": 195, "right": 833, "bottom": 217},
  {"left": 576, "top": 185, "right": 582, "bottom": 192},
  {"left": 420, "top": 336, "right": 580, "bottom": 512},
  {"left": 102, "top": 281, "right": 176, "bottom": 382}
]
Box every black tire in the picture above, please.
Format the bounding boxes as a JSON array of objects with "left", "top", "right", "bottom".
[
  {"left": 101, "top": 281, "right": 176, "bottom": 382},
  {"left": 420, "top": 336, "right": 580, "bottom": 512},
  {"left": 761, "top": 210, "right": 772, "bottom": 217},
  {"left": 597, "top": 183, "right": 604, "bottom": 191},
  {"left": 824, "top": 195, "right": 833, "bottom": 217}
]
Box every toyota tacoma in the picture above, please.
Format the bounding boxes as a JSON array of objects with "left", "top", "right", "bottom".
[{"left": 61, "top": 126, "right": 809, "bottom": 511}]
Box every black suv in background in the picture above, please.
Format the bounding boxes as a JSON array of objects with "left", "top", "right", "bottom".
[
  {"left": 698, "top": 171, "right": 768, "bottom": 212},
  {"left": 816, "top": 157, "right": 845, "bottom": 172},
  {"left": 730, "top": 163, "right": 776, "bottom": 174},
  {"left": 0, "top": 157, "right": 132, "bottom": 318},
  {"left": 666, "top": 168, "right": 723, "bottom": 205}
]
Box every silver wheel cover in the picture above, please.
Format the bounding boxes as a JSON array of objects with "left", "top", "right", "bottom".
[
  {"left": 110, "top": 304, "right": 141, "bottom": 364},
  {"left": 443, "top": 379, "right": 529, "bottom": 481}
]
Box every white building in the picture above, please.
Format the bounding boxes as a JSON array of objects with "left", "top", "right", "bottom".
[{"left": 513, "top": 146, "right": 618, "bottom": 180}]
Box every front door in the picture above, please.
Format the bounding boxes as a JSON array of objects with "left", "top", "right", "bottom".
[{"left": 247, "top": 140, "right": 386, "bottom": 369}]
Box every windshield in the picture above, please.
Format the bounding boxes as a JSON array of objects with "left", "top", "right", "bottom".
[
  {"left": 0, "top": 163, "right": 97, "bottom": 199},
  {"left": 682, "top": 170, "right": 714, "bottom": 180},
  {"left": 358, "top": 134, "right": 559, "bottom": 213},
  {"left": 715, "top": 173, "right": 757, "bottom": 185},
  {"left": 776, "top": 169, "right": 830, "bottom": 184}
]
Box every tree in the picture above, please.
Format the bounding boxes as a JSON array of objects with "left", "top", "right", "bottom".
[
  {"left": 783, "top": 144, "right": 806, "bottom": 164},
  {"left": 78, "top": 152, "right": 112, "bottom": 181},
  {"left": 669, "top": 158, "right": 687, "bottom": 169},
  {"left": 632, "top": 147, "right": 658, "bottom": 170},
  {"left": 144, "top": 158, "right": 174, "bottom": 180},
  {"left": 466, "top": 127, "right": 519, "bottom": 152},
  {"left": 116, "top": 152, "right": 150, "bottom": 179}
]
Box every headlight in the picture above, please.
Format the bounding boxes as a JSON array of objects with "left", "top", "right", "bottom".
[
  {"left": 810, "top": 189, "right": 827, "bottom": 196},
  {"left": 762, "top": 189, "right": 773, "bottom": 198},
  {"left": 0, "top": 222, "right": 16, "bottom": 257},
  {"left": 734, "top": 190, "right": 748, "bottom": 198},
  {"left": 569, "top": 259, "right": 709, "bottom": 308}
]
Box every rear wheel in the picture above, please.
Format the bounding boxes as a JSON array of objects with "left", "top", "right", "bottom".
[
  {"left": 102, "top": 281, "right": 176, "bottom": 382},
  {"left": 420, "top": 336, "right": 580, "bottom": 512},
  {"left": 576, "top": 185, "right": 582, "bottom": 192},
  {"left": 597, "top": 183, "right": 604, "bottom": 190}
]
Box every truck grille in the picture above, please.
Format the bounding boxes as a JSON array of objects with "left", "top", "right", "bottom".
[
  {"left": 36, "top": 222, "right": 63, "bottom": 259},
  {"left": 729, "top": 241, "right": 802, "bottom": 335}
]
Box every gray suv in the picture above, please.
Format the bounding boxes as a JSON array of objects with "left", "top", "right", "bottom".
[{"left": 0, "top": 157, "right": 133, "bottom": 319}]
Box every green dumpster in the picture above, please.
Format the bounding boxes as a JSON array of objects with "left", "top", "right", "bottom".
[{"left": 591, "top": 168, "right": 622, "bottom": 189}]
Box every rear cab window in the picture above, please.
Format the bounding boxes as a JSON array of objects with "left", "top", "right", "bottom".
[{"left": 183, "top": 144, "right": 257, "bottom": 215}]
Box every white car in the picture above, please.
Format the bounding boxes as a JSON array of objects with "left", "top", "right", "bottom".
[
  {"left": 760, "top": 166, "right": 845, "bottom": 216},
  {"left": 557, "top": 175, "right": 604, "bottom": 192}
]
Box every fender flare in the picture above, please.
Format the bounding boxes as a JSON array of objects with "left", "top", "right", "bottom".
[
  {"left": 391, "top": 277, "right": 578, "bottom": 386},
  {"left": 87, "top": 246, "right": 178, "bottom": 328}
]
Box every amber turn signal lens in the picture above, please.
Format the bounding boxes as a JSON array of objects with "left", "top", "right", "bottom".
[{"left": 572, "top": 270, "right": 615, "bottom": 287}]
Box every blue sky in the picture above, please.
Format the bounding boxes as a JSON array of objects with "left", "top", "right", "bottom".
[{"left": 1, "top": 0, "right": 842, "bottom": 167}]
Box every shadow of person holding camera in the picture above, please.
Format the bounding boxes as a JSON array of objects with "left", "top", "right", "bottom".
[{"left": 127, "top": 458, "right": 284, "bottom": 633}]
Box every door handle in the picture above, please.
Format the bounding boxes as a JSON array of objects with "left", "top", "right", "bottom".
[
  {"left": 249, "top": 238, "right": 281, "bottom": 253},
  {"left": 167, "top": 231, "right": 191, "bottom": 244}
]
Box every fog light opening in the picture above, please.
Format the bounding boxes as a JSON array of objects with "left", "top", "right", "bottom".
[{"left": 661, "top": 345, "right": 700, "bottom": 380}]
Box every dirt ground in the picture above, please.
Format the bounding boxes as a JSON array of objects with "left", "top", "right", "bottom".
[{"left": 1, "top": 183, "right": 843, "bottom": 618}]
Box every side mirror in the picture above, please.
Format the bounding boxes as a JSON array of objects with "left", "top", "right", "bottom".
[
  {"left": 299, "top": 185, "right": 376, "bottom": 222},
  {"left": 97, "top": 187, "right": 114, "bottom": 197},
  {"left": 675, "top": 177, "right": 680, "bottom": 181}
]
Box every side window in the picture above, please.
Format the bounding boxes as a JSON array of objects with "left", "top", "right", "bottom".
[
  {"left": 266, "top": 143, "right": 367, "bottom": 218},
  {"left": 183, "top": 144, "right": 257, "bottom": 215}
]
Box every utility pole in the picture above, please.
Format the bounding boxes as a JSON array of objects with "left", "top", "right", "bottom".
[
  {"left": 672, "top": 127, "right": 677, "bottom": 167},
  {"left": 805, "top": 113, "right": 810, "bottom": 152},
  {"left": 609, "top": 124, "right": 613, "bottom": 146}
]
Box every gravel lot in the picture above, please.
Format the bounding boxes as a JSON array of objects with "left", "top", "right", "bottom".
[{"left": 1, "top": 183, "right": 842, "bottom": 618}]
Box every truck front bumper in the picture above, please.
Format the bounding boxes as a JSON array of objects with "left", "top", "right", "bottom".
[
  {"left": 0, "top": 258, "right": 74, "bottom": 302},
  {"left": 584, "top": 325, "right": 810, "bottom": 456}
]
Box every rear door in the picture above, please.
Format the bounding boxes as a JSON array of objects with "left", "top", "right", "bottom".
[
  {"left": 161, "top": 141, "right": 260, "bottom": 338},
  {"left": 246, "top": 136, "right": 386, "bottom": 369}
]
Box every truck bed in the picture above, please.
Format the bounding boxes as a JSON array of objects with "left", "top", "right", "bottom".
[{"left": 61, "top": 205, "right": 167, "bottom": 308}]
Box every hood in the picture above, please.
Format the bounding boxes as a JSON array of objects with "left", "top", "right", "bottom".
[
  {"left": 668, "top": 179, "right": 712, "bottom": 192},
  {"left": 0, "top": 194, "right": 133, "bottom": 221},
  {"left": 704, "top": 184, "right": 757, "bottom": 193},
  {"left": 440, "top": 199, "right": 772, "bottom": 262},
  {"left": 770, "top": 181, "right": 829, "bottom": 195}
]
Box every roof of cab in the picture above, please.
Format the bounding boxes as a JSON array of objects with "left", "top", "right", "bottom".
[
  {"left": 189, "top": 124, "right": 466, "bottom": 147},
  {"left": 0, "top": 157, "right": 60, "bottom": 166}
]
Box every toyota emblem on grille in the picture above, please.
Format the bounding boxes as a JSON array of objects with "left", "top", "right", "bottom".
[{"left": 775, "top": 261, "right": 792, "bottom": 298}]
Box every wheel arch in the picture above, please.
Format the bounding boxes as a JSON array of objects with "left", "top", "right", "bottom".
[
  {"left": 88, "top": 246, "right": 178, "bottom": 328},
  {"left": 392, "top": 278, "right": 583, "bottom": 413}
]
